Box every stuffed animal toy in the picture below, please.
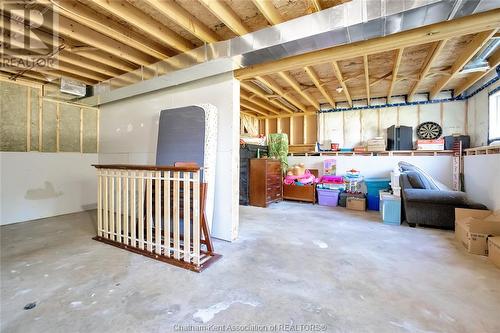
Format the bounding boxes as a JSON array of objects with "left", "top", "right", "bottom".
[{"left": 287, "top": 163, "right": 306, "bottom": 176}]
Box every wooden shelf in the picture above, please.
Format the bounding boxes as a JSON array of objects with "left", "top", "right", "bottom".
[
  {"left": 464, "top": 146, "right": 500, "bottom": 155},
  {"left": 288, "top": 150, "right": 455, "bottom": 157}
]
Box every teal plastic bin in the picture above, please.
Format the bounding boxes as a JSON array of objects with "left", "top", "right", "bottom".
[
  {"left": 365, "top": 178, "right": 390, "bottom": 210},
  {"left": 380, "top": 193, "right": 401, "bottom": 225}
]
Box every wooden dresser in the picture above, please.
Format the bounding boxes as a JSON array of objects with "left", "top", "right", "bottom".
[{"left": 249, "top": 158, "right": 282, "bottom": 207}]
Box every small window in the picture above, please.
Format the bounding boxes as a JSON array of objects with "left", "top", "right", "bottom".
[{"left": 489, "top": 90, "right": 500, "bottom": 143}]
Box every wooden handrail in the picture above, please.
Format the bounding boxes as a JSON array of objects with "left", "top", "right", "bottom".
[{"left": 92, "top": 164, "right": 201, "bottom": 172}]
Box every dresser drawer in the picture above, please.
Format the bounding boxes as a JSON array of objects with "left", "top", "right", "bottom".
[{"left": 266, "top": 162, "right": 281, "bottom": 175}]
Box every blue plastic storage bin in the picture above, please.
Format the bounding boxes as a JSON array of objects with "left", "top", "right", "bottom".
[
  {"left": 367, "top": 194, "right": 380, "bottom": 210},
  {"left": 364, "top": 178, "right": 390, "bottom": 211},
  {"left": 380, "top": 193, "right": 401, "bottom": 225}
]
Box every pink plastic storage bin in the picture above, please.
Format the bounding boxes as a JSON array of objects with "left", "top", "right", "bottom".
[{"left": 317, "top": 188, "right": 340, "bottom": 206}]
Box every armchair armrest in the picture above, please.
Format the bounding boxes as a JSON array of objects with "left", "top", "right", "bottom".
[{"left": 403, "top": 188, "right": 469, "bottom": 206}]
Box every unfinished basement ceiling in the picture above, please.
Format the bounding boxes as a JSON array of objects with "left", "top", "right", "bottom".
[
  {"left": 0, "top": 0, "right": 348, "bottom": 86},
  {"left": 1, "top": 0, "right": 499, "bottom": 116}
]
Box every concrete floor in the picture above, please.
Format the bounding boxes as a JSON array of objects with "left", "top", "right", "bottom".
[{"left": 1, "top": 202, "right": 499, "bottom": 333}]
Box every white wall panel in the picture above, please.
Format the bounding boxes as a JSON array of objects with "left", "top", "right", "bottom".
[
  {"left": 288, "top": 155, "right": 453, "bottom": 187},
  {"left": 1, "top": 152, "right": 98, "bottom": 225},
  {"left": 99, "top": 72, "right": 240, "bottom": 241},
  {"left": 464, "top": 154, "right": 500, "bottom": 210}
]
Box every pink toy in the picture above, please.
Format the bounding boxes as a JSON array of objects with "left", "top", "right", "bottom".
[
  {"left": 283, "top": 169, "right": 317, "bottom": 185},
  {"left": 318, "top": 175, "right": 344, "bottom": 184}
]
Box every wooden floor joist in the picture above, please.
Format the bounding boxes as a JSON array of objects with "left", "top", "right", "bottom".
[
  {"left": 407, "top": 40, "right": 447, "bottom": 102},
  {"left": 429, "top": 29, "right": 497, "bottom": 100},
  {"left": 234, "top": 9, "right": 500, "bottom": 80},
  {"left": 454, "top": 48, "right": 500, "bottom": 96}
]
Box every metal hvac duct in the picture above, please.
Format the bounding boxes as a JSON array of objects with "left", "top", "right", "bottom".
[
  {"left": 90, "top": 0, "right": 500, "bottom": 105},
  {"left": 461, "top": 37, "right": 500, "bottom": 73}
]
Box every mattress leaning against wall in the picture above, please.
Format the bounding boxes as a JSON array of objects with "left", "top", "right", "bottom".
[{"left": 156, "top": 104, "right": 217, "bottom": 231}]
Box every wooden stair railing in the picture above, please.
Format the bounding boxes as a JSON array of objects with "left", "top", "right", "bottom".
[{"left": 93, "top": 164, "right": 220, "bottom": 272}]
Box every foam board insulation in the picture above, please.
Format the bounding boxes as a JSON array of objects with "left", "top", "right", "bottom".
[
  {"left": 379, "top": 107, "right": 398, "bottom": 132},
  {"left": 320, "top": 112, "right": 343, "bottom": 146},
  {"left": 0, "top": 81, "right": 28, "bottom": 151},
  {"left": 319, "top": 100, "right": 471, "bottom": 148},
  {"left": 419, "top": 103, "right": 441, "bottom": 125},
  {"left": 443, "top": 100, "right": 466, "bottom": 136},
  {"left": 343, "top": 110, "right": 361, "bottom": 148},
  {"left": 399, "top": 105, "right": 418, "bottom": 140},
  {"left": 360, "top": 108, "right": 379, "bottom": 144},
  {"left": 59, "top": 104, "right": 81, "bottom": 152},
  {"left": 42, "top": 100, "right": 57, "bottom": 152}
]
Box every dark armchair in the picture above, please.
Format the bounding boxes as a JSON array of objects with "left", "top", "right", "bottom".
[{"left": 399, "top": 162, "right": 487, "bottom": 229}]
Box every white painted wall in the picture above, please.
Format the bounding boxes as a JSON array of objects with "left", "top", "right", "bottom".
[
  {"left": 467, "top": 80, "right": 499, "bottom": 147},
  {"left": 0, "top": 152, "right": 98, "bottom": 225},
  {"left": 288, "top": 155, "right": 453, "bottom": 188},
  {"left": 464, "top": 154, "right": 500, "bottom": 211},
  {"left": 98, "top": 72, "right": 240, "bottom": 241}
]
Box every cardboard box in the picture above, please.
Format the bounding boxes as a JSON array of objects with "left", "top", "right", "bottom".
[
  {"left": 455, "top": 208, "right": 500, "bottom": 255},
  {"left": 488, "top": 237, "right": 500, "bottom": 269},
  {"left": 347, "top": 197, "right": 366, "bottom": 211},
  {"left": 416, "top": 139, "right": 444, "bottom": 150}
]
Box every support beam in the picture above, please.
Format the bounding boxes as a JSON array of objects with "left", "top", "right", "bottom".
[
  {"left": 75, "top": 50, "right": 137, "bottom": 73},
  {"left": 278, "top": 71, "right": 319, "bottom": 109},
  {"left": 304, "top": 66, "right": 335, "bottom": 108},
  {"left": 454, "top": 48, "right": 500, "bottom": 96},
  {"left": 240, "top": 81, "right": 294, "bottom": 114},
  {"left": 387, "top": 48, "right": 403, "bottom": 102},
  {"left": 240, "top": 100, "right": 270, "bottom": 116},
  {"left": 36, "top": 10, "right": 157, "bottom": 66},
  {"left": 235, "top": 9, "right": 500, "bottom": 79},
  {"left": 429, "top": 29, "right": 496, "bottom": 100},
  {"left": 258, "top": 111, "right": 317, "bottom": 120},
  {"left": 332, "top": 61, "right": 352, "bottom": 106},
  {"left": 4, "top": 11, "right": 139, "bottom": 73},
  {"left": 39, "top": 0, "right": 173, "bottom": 59},
  {"left": 144, "top": 0, "right": 220, "bottom": 44},
  {"left": 241, "top": 109, "right": 259, "bottom": 118},
  {"left": 3, "top": 48, "right": 109, "bottom": 82},
  {"left": 310, "top": 0, "right": 322, "bottom": 12},
  {"left": 198, "top": 0, "right": 250, "bottom": 35},
  {"left": 256, "top": 75, "right": 307, "bottom": 112},
  {"left": 1, "top": 69, "right": 50, "bottom": 84},
  {"left": 251, "top": 0, "right": 285, "bottom": 25},
  {"left": 407, "top": 40, "right": 447, "bottom": 101},
  {"left": 363, "top": 55, "right": 370, "bottom": 104},
  {"left": 370, "top": 71, "right": 392, "bottom": 87},
  {"left": 241, "top": 89, "right": 280, "bottom": 115},
  {"left": 91, "top": 0, "right": 194, "bottom": 53},
  {"left": 5, "top": 24, "right": 134, "bottom": 80}
]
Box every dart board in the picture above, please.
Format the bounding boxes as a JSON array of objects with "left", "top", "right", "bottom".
[{"left": 417, "top": 122, "right": 442, "bottom": 140}]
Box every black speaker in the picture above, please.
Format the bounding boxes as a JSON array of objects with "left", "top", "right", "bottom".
[
  {"left": 387, "top": 125, "right": 413, "bottom": 150},
  {"left": 444, "top": 135, "right": 470, "bottom": 150}
]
